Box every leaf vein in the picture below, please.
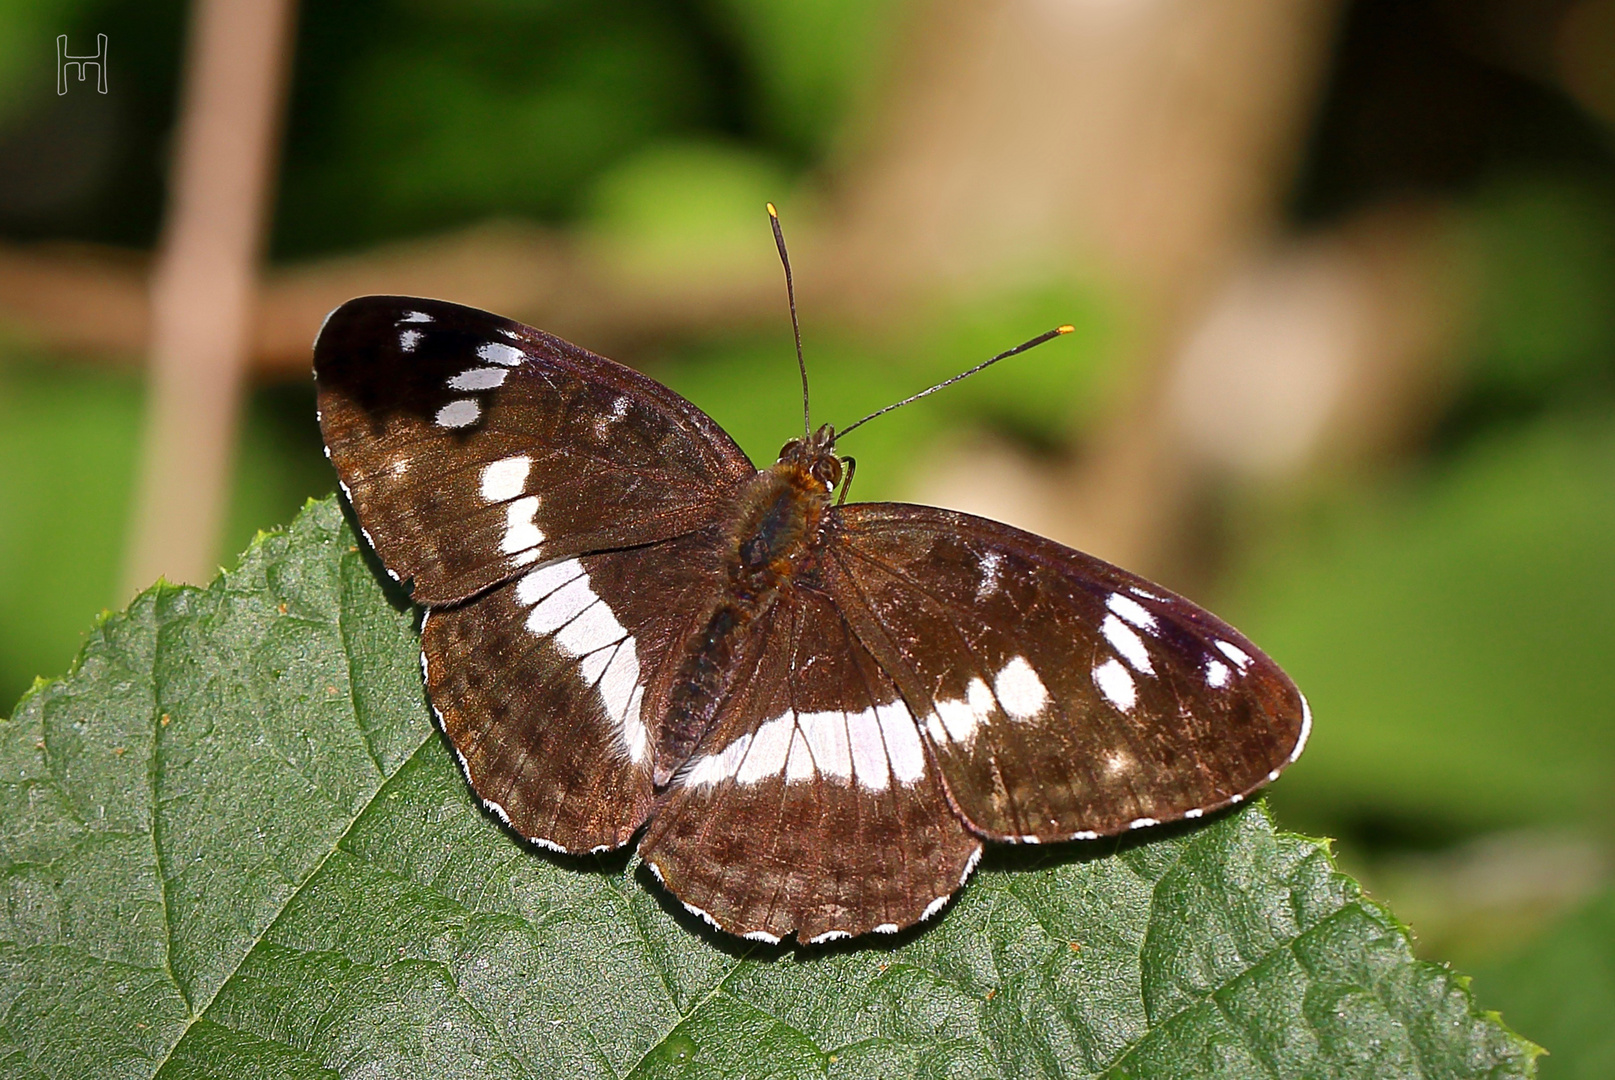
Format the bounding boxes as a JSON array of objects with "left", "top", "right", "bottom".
[
  {"left": 620, "top": 956, "right": 751, "bottom": 1079},
  {"left": 146, "top": 732, "right": 435, "bottom": 1074},
  {"left": 148, "top": 690, "right": 190, "bottom": 1017},
  {"left": 334, "top": 580, "right": 387, "bottom": 778}
]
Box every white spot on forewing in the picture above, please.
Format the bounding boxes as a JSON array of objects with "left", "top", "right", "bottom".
[
  {"left": 846, "top": 707, "right": 891, "bottom": 792},
  {"left": 478, "top": 342, "right": 525, "bottom": 366},
  {"left": 1106, "top": 592, "right": 1158, "bottom": 632},
  {"left": 435, "top": 399, "right": 481, "bottom": 428},
  {"left": 1215, "top": 639, "right": 1253, "bottom": 670},
  {"left": 743, "top": 929, "right": 782, "bottom": 944},
  {"left": 1102, "top": 615, "right": 1155, "bottom": 676},
  {"left": 877, "top": 701, "right": 926, "bottom": 785},
  {"left": 515, "top": 558, "right": 583, "bottom": 606},
  {"left": 977, "top": 551, "right": 1004, "bottom": 599},
  {"left": 931, "top": 676, "right": 993, "bottom": 747},
  {"left": 967, "top": 676, "right": 995, "bottom": 719},
  {"left": 737, "top": 713, "right": 794, "bottom": 784},
  {"left": 921, "top": 895, "right": 950, "bottom": 921},
  {"left": 1290, "top": 692, "right": 1312, "bottom": 763},
  {"left": 873, "top": 923, "right": 900, "bottom": 935},
  {"left": 399, "top": 329, "right": 423, "bottom": 352},
  {"left": 499, "top": 496, "right": 544, "bottom": 554},
  {"left": 480, "top": 454, "right": 531, "bottom": 502},
  {"left": 449, "top": 366, "right": 508, "bottom": 391},
  {"left": 1184, "top": 808, "right": 1203, "bottom": 819},
  {"left": 1072, "top": 830, "right": 1099, "bottom": 841},
  {"left": 400, "top": 310, "right": 432, "bottom": 323},
  {"left": 798, "top": 710, "right": 853, "bottom": 781},
  {"left": 1093, "top": 658, "right": 1137, "bottom": 712},
  {"left": 1205, "top": 658, "right": 1231, "bottom": 688},
  {"left": 995, "top": 656, "right": 1049, "bottom": 719},
  {"left": 809, "top": 930, "right": 851, "bottom": 945},
  {"left": 1128, "top": 817, "right": 1159, "bottom": 830},
  {"left": 960, "top": 846, "right": 983, "bottom": 886}
]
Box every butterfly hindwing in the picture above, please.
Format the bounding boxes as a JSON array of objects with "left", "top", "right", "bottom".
[
  {"left": 639, "top": 588, "right": 982, "bottom": 944},
  {"left": 315, "top": 296, "right": 755, "bottom": 605},
  {"left": 423, "top": 527, "right": 727, "bottom": 853},
  {"left": 823, "top": 503, "right": 1310, "bottom": 842}
]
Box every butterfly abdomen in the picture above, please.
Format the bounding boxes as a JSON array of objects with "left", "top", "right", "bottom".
[{"left": 653, "top": 461, "right": 831, "bottom": 786}]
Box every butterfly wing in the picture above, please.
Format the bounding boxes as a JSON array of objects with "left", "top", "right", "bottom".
[
  {"left": 639, "top": 587, "right": 981, "bottom": 944},
  {"left": 822, "top": 503, "right": 1310, "bottom": 842},
  {"left": 315, "top": 296, "right": 755, "bottom": 605},
  {"left": 423, "top": 526, "right": 727, "bottom": 853}
]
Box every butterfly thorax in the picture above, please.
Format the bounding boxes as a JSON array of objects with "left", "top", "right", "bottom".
[{"left": 653, "top": 444, "right": 838, "bottom": 786}]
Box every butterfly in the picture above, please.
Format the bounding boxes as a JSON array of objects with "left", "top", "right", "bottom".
[{"left": 314, "top": 246, "right": 1309, "bottom": 945}]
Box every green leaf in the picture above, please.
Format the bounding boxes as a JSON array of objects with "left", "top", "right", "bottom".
[{"left": 0, "top": 497, "right": 1538, "bottom": 1078}]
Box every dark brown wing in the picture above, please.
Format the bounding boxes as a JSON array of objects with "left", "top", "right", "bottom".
[
  {"left": 423, "top": 527, "right": 726, "bottom": 853},
  {"left": 639, "top": 588, "right": 981, "bottom": 944},
  {"left": 315, "top": 296, "right": 755, "bottom": 605},
  {"left": 822, "top": 503, "right": 1310, "bottom": 843}
]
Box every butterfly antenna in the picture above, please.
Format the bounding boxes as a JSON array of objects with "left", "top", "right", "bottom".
[
  {"left": 835, "top": 324, "right": 1076, "bottom": 441},
  {"left": 768, "top": 203, "right": 811, "bottom": 441}
]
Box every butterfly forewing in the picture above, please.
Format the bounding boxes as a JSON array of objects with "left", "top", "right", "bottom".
[
  {"left": 423, "top": 527, "right": 727, "bottom": 853},
  {"left": 640, "top": 589, "right": 981, "bottom": 943},
  {"left": 315, "top": 296, "right": 754, "bottom": 605},
  {"left": 824, "top": 504, "right": 1309, "bottom": 843}
]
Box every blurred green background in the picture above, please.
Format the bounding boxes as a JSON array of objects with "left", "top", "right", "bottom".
[{"left": 3, "top": 0, "right": 1614, "bottom": 1072}]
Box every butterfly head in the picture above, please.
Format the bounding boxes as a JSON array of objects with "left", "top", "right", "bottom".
[{"left": 776, "top": 423, "right": 844, "bottom": 492}]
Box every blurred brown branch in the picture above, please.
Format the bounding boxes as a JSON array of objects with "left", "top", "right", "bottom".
[
  {"left": 0, "top": 0, "right": 1474, "bottom": 597},
  {"left": 0, "top": 221, "right": 789, "bottom": 377},
  {"left": 121, "top": 0, "right": 299, "bottom": 594}
]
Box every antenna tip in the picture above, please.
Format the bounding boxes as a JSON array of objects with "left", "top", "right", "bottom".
[
  {"left": 767, "top": 202, "right": 778, "bottom": 218},
  {"left": 1056, "top": 324, "right": 1076, "bottom": 335}
]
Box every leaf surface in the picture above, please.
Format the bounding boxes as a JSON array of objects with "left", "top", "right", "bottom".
[{"left": 0, "top": 498, "right": 1538, "bottom": 1079}]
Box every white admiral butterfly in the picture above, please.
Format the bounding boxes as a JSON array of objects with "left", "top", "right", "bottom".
[{"left": 314, "top": 226, "right": 1309, "bottom": 945}]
